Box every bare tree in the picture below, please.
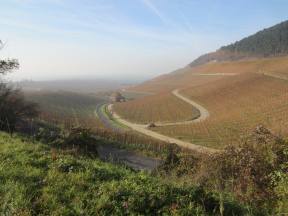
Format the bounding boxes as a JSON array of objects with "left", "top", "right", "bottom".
[
  {"left": 0, "top": 41, "right": 19, "bottom": 75},
  {"left": 0, "top": 41, "right": 38, "bottom": 134}
]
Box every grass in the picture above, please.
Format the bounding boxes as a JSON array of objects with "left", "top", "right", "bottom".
[
  {"left": 0, "top": 132, "right": 249, "bottom": 215},
  {"left": 114, "top": 92, "right": 200, "bottom": 124},
  {"left": 101, "top": 104, "right": 129, "bottom": 129}
]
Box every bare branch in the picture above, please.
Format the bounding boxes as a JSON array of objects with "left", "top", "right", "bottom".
[{"left": 0, "top": 59, "right": 19, "bottom": 74}]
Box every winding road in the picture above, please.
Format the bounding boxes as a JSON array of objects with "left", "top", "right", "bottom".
[{"left": 108, "top": 89, "right": 218, "bottom": 154}]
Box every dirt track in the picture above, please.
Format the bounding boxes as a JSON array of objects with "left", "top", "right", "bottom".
[{"left": 109, "top": 89, "right": 218, "bottom": 154}]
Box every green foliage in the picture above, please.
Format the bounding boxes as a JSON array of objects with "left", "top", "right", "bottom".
[
  {"left": 160, "top": 144, "right": 181, "bottom": 172},
  {"left": 35, "top": 124, "right": 100, "bottom": 157},
  {"left": 35, "top": 123, "right": 63, "bottom": 144},
  {"left": 61, "top": 127, "right": 99, "bottom": 155},
  {"left": 0, "top": 132, "right": 250, "bottom": 215}
]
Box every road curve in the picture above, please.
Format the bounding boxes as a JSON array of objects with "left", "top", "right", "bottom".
[
  {"left": 109, "top": 89, "right": 218, "bottom": 154},
  {"left": 171, "top": 89, "right": 209, "bottom": 123},
  {"left": 130, "top": 89, "right": 209, "bottom": 127}
]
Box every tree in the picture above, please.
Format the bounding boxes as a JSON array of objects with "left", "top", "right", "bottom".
[
  {"left": 0, "top": 40, "right": 19, "bottom": 74},
  {"left": 0, "top": 41, "right": 38, "bottom": 134}
]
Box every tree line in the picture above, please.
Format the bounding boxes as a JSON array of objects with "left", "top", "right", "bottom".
[{"left": 221, "top": 20, "right": 288, "bottom": 56}]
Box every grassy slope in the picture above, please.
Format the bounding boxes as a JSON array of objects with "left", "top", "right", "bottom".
[
  {"left": 0, "top": 132, "right": 248, "bottom": 215},
  {"left": 114, "top": 92, "right": 200, "bottom": 124}
]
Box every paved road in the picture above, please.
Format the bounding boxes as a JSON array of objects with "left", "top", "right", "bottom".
[
  {"left": 95, "top": 102, "right": 127, "bottom": 133},
  {"left": 108, "top": 89, "right": 218, "bottom": 154},
  {"left": 95, "top": 103, "right": 162, "bottom": 171},
  {"left": 97, "top": 144, "right": 162, "bottom": 171}
]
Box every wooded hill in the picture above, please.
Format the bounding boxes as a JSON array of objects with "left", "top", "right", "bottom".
[{"left": 190, "top": 20, "right": 288, "bottom": 66}]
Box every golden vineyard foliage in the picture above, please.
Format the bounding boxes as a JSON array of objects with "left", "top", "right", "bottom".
[
  {"left": 114, "top": 92, "right": 200, "bottom": 124},
  {"left": 153, "top": 72, "right": 288, "bottom": 148}
]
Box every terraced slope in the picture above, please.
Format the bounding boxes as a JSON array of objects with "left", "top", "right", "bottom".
[
  {"left": 153, "top": 72, "right": 288, "bottom": 148},
  {"left": 132, "top": 56, "right": 288, "bottom": 93}
]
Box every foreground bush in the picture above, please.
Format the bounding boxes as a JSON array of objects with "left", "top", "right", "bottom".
[
  {"left": 0, "top": 132, "right": 251, "bottom": 215},
  {"left": 198, "top": 126, "right": 288, "bottom": 214}
]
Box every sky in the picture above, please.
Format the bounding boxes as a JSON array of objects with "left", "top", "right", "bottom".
[{"left": 0, "top": 0, "right": 288, "bottom": 81}]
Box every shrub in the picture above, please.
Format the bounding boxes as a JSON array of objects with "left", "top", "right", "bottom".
[
  {"left": 62, "top": 127, "right": 99, "bottom": 156},
  {"left": 200, "top": 125, "right": 288, "bottom": 213},
  {"left": 35, "top": 123, "right": 63, "bottom": 144}
]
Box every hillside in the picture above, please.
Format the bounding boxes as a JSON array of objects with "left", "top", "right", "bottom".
[
  {"left": 122, "top": 24, "right": 288, "bottom": 149},
  {"left": 131, "top": 55, "right": 288, "bottom": 93},
  {"left": 123, "top": 56, "right": 288, "bottom": 148},
  {"left": 190, "top": 20, "right": 288, "bottom": 66},
  {"left": 153, "top": 72, "right": 288, "bottom": 148},
  {"left": 0, "top": 132, "right": 250, "bottom": 215},
  {"left": 26, "top": 91, "right": 106, "bottom": 130}
]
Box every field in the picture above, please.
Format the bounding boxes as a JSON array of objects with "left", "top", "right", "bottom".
[
  {"left": 26, "top": 91, "right": 106, "bottom": 130},
  {"left": 0, "top": 132, "right": 249, "bottom": 215},
  {"left": 152, "top": 72, "right": 288, "bottom": 148},
  {"left": 114, "top": 92, "right": 200, "bottom": 124}
]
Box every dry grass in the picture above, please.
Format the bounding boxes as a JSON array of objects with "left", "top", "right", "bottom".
[{"left": 114, "top": 92, "right": 200, "bottom": 124}]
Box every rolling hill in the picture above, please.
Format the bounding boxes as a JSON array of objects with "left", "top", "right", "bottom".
[{"left": 115, "top": 20, "right": 288, "bottom": 149}]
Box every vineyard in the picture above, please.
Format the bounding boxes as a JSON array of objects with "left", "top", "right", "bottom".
[
  {"left": 132, "top": 55, "right": 288, "bottom": 93},
  {"left": 152, "top": 72, "right": 288, "bottom": 148},
  {"left": 26, "top": 91, "right": 106, "bottom": 130},
  {"left": 114, "top": 92, "right": 200, "bottom": 124},
  {"left": 26, "top": 91, "right": 177, "bottom": 157},
  {"left": 25, "top": 56, "right": 288, "bottom": 150}
]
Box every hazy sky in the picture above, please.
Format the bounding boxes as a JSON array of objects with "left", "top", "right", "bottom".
[{"left": 1, "top": 0, "right": 288, "bottom": 81}]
